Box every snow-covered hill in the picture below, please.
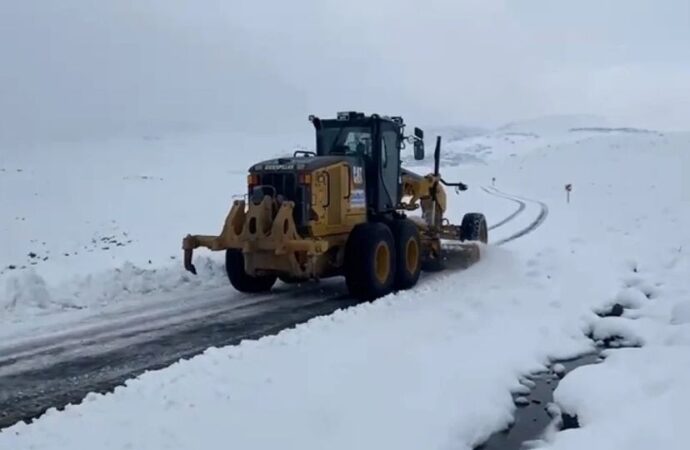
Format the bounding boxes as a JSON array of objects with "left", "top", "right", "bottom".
[{"left": 498, "top": 114, "right": 608, "bottom": 134}]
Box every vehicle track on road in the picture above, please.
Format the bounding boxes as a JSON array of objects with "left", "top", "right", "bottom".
[
  {"left": 482, "top": 186, "right": 549, "bottom": 245},
  {"left": 481, "top": 186, "right": 526, "bottom": 231}
]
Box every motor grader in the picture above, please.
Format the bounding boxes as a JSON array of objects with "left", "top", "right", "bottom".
[{"left": 182, "top": 112, "right": 487, "bottom": 300}]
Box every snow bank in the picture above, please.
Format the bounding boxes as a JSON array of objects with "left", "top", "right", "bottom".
[
  {"left": 537, "top": 203, "right": 690, "bottom": 450},
  {"left": 2, "top": 270, "right": 52, "bottom": 311},
  {"left": 2, "top": 257, "right": 227, "bottom": 318},
  {"left": 548, "top": 346, "right": 690, "bottom": 450}
]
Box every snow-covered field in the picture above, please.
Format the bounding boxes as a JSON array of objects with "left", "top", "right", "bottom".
[
  {"left": 1, "top": 116, "right": 689, "bottom": 449},
  {"left": 0, "top": 131, "right": 309, "bottom": 320}
]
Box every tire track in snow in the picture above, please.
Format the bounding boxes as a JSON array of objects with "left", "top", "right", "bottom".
[
  {"left": 482, "top": 186, "right": 549, "bottom": 245},
  {"left": 481, "top": 186, "right": 526, "bottom": 231}
]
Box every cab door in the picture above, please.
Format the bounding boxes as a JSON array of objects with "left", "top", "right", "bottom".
[{"left": 373, "top": 122, "right": 401, "bottom": 212}]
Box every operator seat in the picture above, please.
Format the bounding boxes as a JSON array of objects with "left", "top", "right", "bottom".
[{"left": 356, "top": 142, "right": 366, "bottom": 155}]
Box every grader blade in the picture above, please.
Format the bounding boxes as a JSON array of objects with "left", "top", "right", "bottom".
[{"left": 440, "top": 241, "right": 482, "bottom": 270}]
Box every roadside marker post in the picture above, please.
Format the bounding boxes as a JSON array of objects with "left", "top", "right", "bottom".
[{"left": 565, "top": 183, "right": 572, "bottom": 203}]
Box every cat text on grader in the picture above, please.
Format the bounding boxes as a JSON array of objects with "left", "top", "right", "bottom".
[{"left": 182, "top": 112, "right": 488, "bottom": 300}]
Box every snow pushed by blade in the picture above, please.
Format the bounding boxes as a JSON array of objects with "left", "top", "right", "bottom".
[{"left": 2, "top": 257, "right": 227, "bottom": 316}]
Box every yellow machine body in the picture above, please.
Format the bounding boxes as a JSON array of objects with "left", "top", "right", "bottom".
[{"left": 182, "top": 111, "right": 487, "bottom": 298}]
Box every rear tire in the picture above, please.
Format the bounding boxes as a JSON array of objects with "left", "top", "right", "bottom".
[
  {"left": 344, "top": 222, "right": 396, "bottom": 300},
  {"left": 391, "top": 219, "right": 422, "bottom": 290},
  {"left": 460, "top": 213, "right": 488, "bottom": 243},
  {"left": 225, "top": 249, "right": 277, "bottom": 293}
]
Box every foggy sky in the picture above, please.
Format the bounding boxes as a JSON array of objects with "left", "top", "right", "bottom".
[{"left": 1, "top": 0, "right": 688, "bottom": 144}]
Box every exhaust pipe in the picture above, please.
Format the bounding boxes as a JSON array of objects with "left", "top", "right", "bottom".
[{"left": 430, "top": 136, "right": 442, "bottom": 228}]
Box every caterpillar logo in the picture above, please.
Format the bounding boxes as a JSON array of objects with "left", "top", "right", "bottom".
[
  {"left": 352, "top": 166, "right": 364, "bottom": 185},
  {"left": 263, "top": 164, "right": 296, "bottom": 171}
]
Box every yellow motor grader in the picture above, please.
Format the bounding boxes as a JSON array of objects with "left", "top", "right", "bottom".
[{"left": 182, "top": 112, "right": 487, "bottom": 300}]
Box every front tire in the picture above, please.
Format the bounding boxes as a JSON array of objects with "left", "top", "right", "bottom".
[
  {"left": 344, "top": 222, "right": 396, "bottom": 300},
  {"left": 460, "top": 213, "right": 488, "bottom": 243},
  {"left": 225, "top": 249, "right": 277, "bottom": 293}
]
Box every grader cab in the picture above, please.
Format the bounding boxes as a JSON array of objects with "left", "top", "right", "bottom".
[{"left": 182, "top": 112, "right": 487, "bottom": 300}]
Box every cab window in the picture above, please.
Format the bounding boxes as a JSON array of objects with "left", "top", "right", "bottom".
[
  {"left": 381, "top": 130, "right": 398, "bottom": 168},
  {"left": 380, "top": 136, "right": 388, "bottom": 168},
  {"left": 317, "top": 126, "right": 373, "bottom": 158}
]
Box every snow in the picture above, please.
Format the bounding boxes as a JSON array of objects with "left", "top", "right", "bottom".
[
  {"left": 671, "top": 301, "right": 690, "bottom": 325},
  {"left": 611, "top": 287, "right": 649, "bottom": 309},
  {"left": 2, "top": 115, "right": 690, "bottom": 449},
  {"left": 546, "top": 403, "right": 561, "bottom": 418},
  {"left": 515, "top": 396, "right": 531, "bottom": 406},
  {"left": 520, "top": 378, "right": 537, "bottom": 389},
  {"left": 552, "top": 363, "right": 566, "bottom": 376},
  {"left": 498, "top": 114, "right": 609, "bottom": 135},
  {"left": 541, "top": 230, "right": 690, "bottom": 450},
  {"left": 0, "top": 131, "right": 308, "bottom": 322},
  {"left": 430, "top": 115, "right": 635, "bottom": 169},
  {"left": 549, "top": 348, "right": 690, "bottom": 450},
  {"left": 0, "top": 245, "right": 600, "bottom": 450}
]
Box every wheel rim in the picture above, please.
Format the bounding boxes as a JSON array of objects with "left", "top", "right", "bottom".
[
  {"left": 374, "top": 242, "right": 391, "bottom": 284},
  {"left": 405, "top": 237, "right": 419, "bottom": 274}
]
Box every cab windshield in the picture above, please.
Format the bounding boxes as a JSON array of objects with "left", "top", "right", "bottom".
[{"left": 317, "top": 126, "right": 373, "bottom": 158}]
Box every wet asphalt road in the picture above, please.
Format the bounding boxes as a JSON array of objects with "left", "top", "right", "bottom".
[{"left": 0, "top": 281, "right": 357, "bottom": 429}]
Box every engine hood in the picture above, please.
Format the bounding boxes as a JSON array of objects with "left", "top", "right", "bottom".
[{"left": 249, "top": 155, "right": 360, "bottom": 173}]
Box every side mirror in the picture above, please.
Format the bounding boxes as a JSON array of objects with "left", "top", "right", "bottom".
[{"left": 413, "top": 127, "right": 425, "bottom": 160}]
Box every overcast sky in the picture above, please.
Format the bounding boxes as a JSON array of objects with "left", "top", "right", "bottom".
[{"left": 1, "top": 0, "right": 688, "bottom": 143}]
